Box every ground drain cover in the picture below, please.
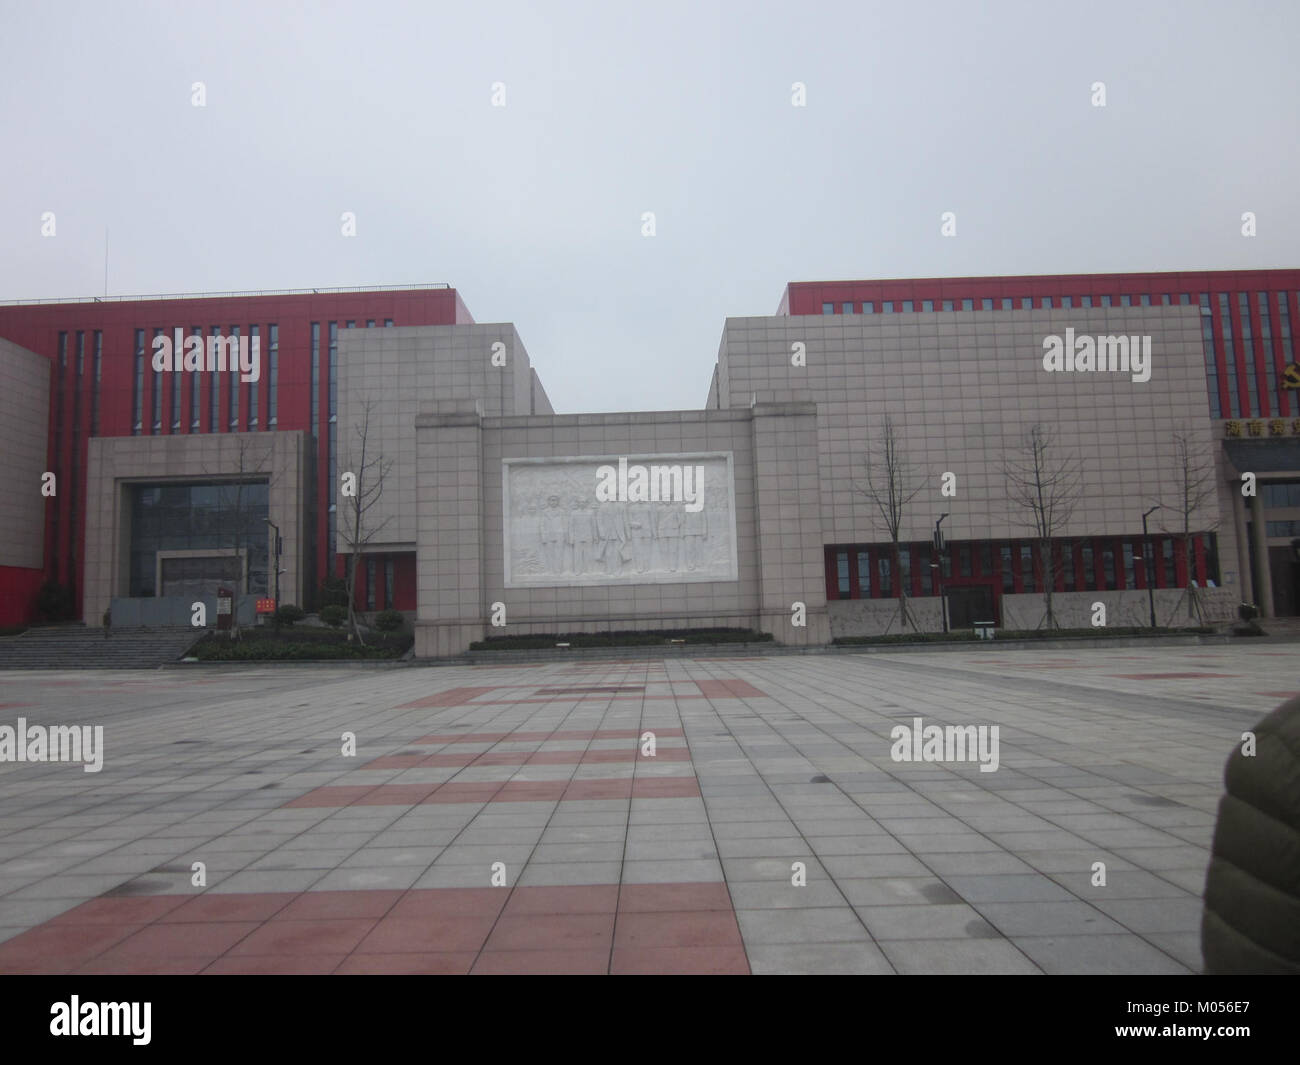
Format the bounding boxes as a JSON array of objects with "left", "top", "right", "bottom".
[{"left": 810, "top": 775, "right": 832, "bottom": 784}]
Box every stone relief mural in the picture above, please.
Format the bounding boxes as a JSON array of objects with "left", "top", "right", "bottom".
[{"left": 503, "top": 453, "right": 737, "bottom": 587}]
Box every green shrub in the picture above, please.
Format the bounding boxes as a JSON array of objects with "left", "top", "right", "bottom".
[
  {"left": 275, "top": 603, "right": 305, "bottom": 626},
  {"left": 320, "top": 604, "right": 347, "bottom": 628},
  {"left": 374, "top": 609, "right": 405, "bottom": 632},
  {"left": 1238, "top": 602, "right": 1259, "bottom": 622},
  {"left": 318, "top": 576, "right": 349, "bottom": 609}
]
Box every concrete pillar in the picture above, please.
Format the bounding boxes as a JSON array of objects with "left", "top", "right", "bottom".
[
  {"left": 1233, "top": 486, "right": 1252, "bottom": 604},
  {"left": 750, "top": 401, "right": 830, "bottom": 646},
  {"left": 413, "top": 402, "right": 485, "bottom": 657},
  {"left": 1249, "top": 491, "right": 1274, "bottom": 616}
]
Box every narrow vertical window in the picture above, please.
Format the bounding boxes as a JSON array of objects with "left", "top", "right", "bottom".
[
  {"left": 228, "top": 325, "right": 240, "bottom": 430},
  {"left": 366, "top": 558, "right": 377, "bottom": 610},
  {"left": 210, "top": 327, "right": 222, "bottom": 431},
  {"left": 133, "top": 328, "right": 145, "bottom": 435},
  {"left": 90, "top": 330, "right": 102, "bottom": 436},
  {"left": 1238, "top": 293, "right": 1256, "bottom": 416},
  {"left": 249, "top": 324, "right": 260, "bottom": 429},
  {"left": 151, "top": 327, "right": 163, "bottom": 434},
  {"left": 189, "top": 327, "right": 202, "bottom": 430},
  {"left": 310, "top": 322, "right": 320, "bottom": 437},
  {"left": 268, "top": 323, "right": 279, "bottom": 427},
  {"left": 1219, "top": 294, "right": 1239, "bottom": 416}
]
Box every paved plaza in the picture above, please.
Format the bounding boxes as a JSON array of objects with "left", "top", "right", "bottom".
[{"left": 0, "top": 644, "right": 1286, "bottom": 974}]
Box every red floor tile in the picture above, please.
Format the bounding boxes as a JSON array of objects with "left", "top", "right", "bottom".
[
  {"left": 388, "top": 888, "right": 509, "bottom": 919},
  {"left": 611, "top": 946, "right": 750, "bottom": 975},
  {"left": 504, "top": 884, "right": 619, "bottom": 916},
  {"left": 0, "top": 922, "right": 144, "bottom": 969},
  {"left": 100, "top": 921, "right": 259, "bottom": 962},
  {"left": 75, "top": 957, "right": 208, "bottom": 975},
  {"left": 357, "top": 915, "right": 496, "bottom": 954},
  {"left": 226, "top": 918, "right": 377, "bottom": 957},
  {"left": 614, "top": 910, "right": 742, "bottom": 949},
  {"left": 471, "top": 949, "right": 610, "bottom": 975},
  {"left": 159, "top": 892, "right": 298, "bottom": 923},
  {"left": 50, "top": 894, "right": 189, "bottom": 925},
  {"left": 203, "top": 954, "right": 346, "bottom": 975},
  {"left": 618, "top": 882, "right": 733, "bottom": 912},
  {"left": 336, "top": 952, "right": 477, "bottom": 975},
  {"left": 484, "top": 913, "right": 615, "bottom": 952},
  {"left": 273, "top": 890, "right": 404, "bottom": 921}
]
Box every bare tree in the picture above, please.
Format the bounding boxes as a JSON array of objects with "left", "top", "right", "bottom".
[
  {"left": 856, "top": 415, "right": 927, "bottom": 633},
  {"left": 340, "top": 398, "right": 393, "bottom": 645},
  {"left": 1003, "top": 423, "right": 1083, "bottom": 630},
  {"left": 1158, "top": 430, "right": 1219, "bottom": 624}
]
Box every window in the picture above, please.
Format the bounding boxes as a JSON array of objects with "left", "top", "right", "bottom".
[
  {"left": 942, "top": 300, "right": 954, "bottom": 311},
  {"left": 1080, "top": 295, "right": 1092, "bottom": 307},
  {"left": 1219, "top": 294, "right": 1239, "bottom": 416},
  {"left": 1020, "top": 298, "right": 1032, "bottom": 310},
  {"left": 1262, "top": 482, "right": 1300, "bottom": 508},
  {"left": 228, "top": 325, "right": 240, "bottom": 430},
  {"left": 90, "top": 331, "right": 102, "bottom": 436},
  {"left": 1259, "top": 293, "right": 1276, "bottom": 407},
  {"left": 1062, "top": 545, "right": 1076, "bottom": 591},
  {"left": 979, "top": 543, "right": 992, "bottom": 576},
  {"left": 1123, "top": 542, "right": 1135, "bottom": 589},
  {"left": 366, "top": 319, "right": 376, "bottom": 328},
  {"left": 878, "top": 555, "right": 892, "bottom": 596},
  {"left": 170, "top": 330, "right": 181, "bottom": 431},
  {"left": 1280, "top": 296, "right": 1294, "bottom": 405},
  {"left": 981, "top": 298, "right": 993, "bottom": 311},
  {"left": 310, "top": 323, "right": 320, "bottom": 436},
  {"left": 385, "top": 558, "right": 395, "bottom": 606},
  {"left": 210, "top": 327, "right": 222, "bottom": 431},
  {"left": 1201, "top": 295, "right": 1220, "bottom": 418},
  {"left": 922, "top": 299, "right": 934, "bottom": 312},
  {"left": 1001, "top": 298, "right": 1013, "bottom": 310},
  {"left": 918, "top": 546, "right": 932, "bottom": 595},
  {"left": 345, "top": 320, "right": 355, "bottom": 329},
  {"left": 863, "top": 301, "right": 874, "bottom": 314},
  {"left": 1001, "top": 545, "right": 1013, "bottom": 592},
  {"left": 836, "top": 552, "right": 850, "bottom": 598},
  {"left": 1163, "top": 538, "right": 1175, "bottom": 586},
  {"left": 961, "top": 299, "right": 974, "bottom": 311},
  {"left": 822, "top": 303, "right": 834, "bottom": 315},
  {"left": 856, "top": 550, "right": 871, "bottom": 598},
  {"left": 959, "top": 545, "right": 972, "bottom": 577},
  {"left": 1082, "top": 543, "right": 1095, "bottom": 590},
  {"left": 1179, "top": 294, "right": 1191, "bottom": 305},
  {"left": 1140, "top": 294, "right": 1151, "bottom": 306},
  {"left": 268, "top": 324, "right": 279, "bottom": 427},
  {"left": 1101, "top": 295, "right": 1112, "bottom": 307},
  {"left": 881, "top": 301, "right": 894, "bottom": 313},
  {"left": 842, "top": 302, "right": 855, "bottom": 314},
  {"left": 1102, "top": 543, "right": 1116, "bottom": 589},
  {"left": 1239, "top": 293, "right": 1257, "bottom": 416},
  {"left": 151, "top": 327, "right": 163, "bottom": 434},
  {"left": 1266, "top": 521, "right": 1300, "bottom": 538},
  {"left": 132, "top": 329, "right": 144, "bottom": 435},
  {"left": 1021, "top": 544, "right": 1034, "bottom": 592},
  {"left": 1161, "top": 294, "right": 1172, "bottom": 306},
  {"left": 1040, "top": 297, "right": 1052, "bottom": 308},
  {"left": 1121, "top": 295, "right": 1132, "bottom": 307},
  {"left": 901, "top": 300, "right": 913, "bottom": 312},
  {"left": 249, "top": 325, "right": 260, "bottom": 430},
  {"left": 1061, "top": 296, "right": 1072, "bottom": 308},
  {"left": 189, "top": 328, "right": 202, "bottom": 430},
  {"left": 366, "top": 558, "right": 377, "bottom": 610},
  {"left": 384, "top": 318, "right": 394, "bottom": 327},
  {"left": 899, "top": 547, "right": 911, "bottom": 592}
]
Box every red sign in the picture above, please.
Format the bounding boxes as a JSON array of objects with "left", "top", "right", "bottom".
[{"left": 256, "top": 598, "right": 276, "bottom": 614}]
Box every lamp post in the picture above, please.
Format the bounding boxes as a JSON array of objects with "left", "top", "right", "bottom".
[
  {"left": 1143, "top": 505, "right": 1161, "bottom": 629},
  {"left": 934, "top": 513, "right": 949, "bottom": 633},
  {"left": 264, "top": 518, "right": 281, "bottom": 629}
]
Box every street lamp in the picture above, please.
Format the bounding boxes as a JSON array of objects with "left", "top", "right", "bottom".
[
  {"left": 1142, "top": 505, "right": 1162, "bottom": 629},
  {"left": 934, "top": 513, "right": 949, "bottom": 633},
  {"left": 264, "top": 518, "right": 282, "bottom": 628}
]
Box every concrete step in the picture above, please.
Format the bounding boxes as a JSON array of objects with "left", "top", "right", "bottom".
[{"left": 0, "top": 626, "right": 202, "bottom": 669}]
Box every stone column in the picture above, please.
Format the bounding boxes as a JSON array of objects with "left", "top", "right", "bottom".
[
  {"left": 414, "top": 401, "right": 485, "bottom": 657},
  {"left": 1249, "top": 491, "right": 1274, "bottom": 616},
  {"left": 750, "top": 401, "right": 830, "bottom": 646}
]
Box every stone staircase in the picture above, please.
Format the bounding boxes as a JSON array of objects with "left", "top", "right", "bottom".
[{"left": 0, "top": 625, "right": 202, "bottom": 670}]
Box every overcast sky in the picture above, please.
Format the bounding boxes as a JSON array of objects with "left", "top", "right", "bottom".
[{"left": 3, "top": 0, "right": 1297, "bottom": 412}]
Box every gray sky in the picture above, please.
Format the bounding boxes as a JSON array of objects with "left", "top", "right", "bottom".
[{"left": 3, "top": 0, "right": 1297, "bottom": 413}]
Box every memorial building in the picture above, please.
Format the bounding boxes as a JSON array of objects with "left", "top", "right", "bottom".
[{"left": 2, "top": 270, "right": 1299, "bottom": 654}]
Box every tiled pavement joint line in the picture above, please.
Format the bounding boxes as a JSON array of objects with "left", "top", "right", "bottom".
[
  {"left": 694, "top": 659, "right": 1191, "bottom": 973},
  {"left": 687, "top": 665, "right": 901, "bottom": 975}
]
